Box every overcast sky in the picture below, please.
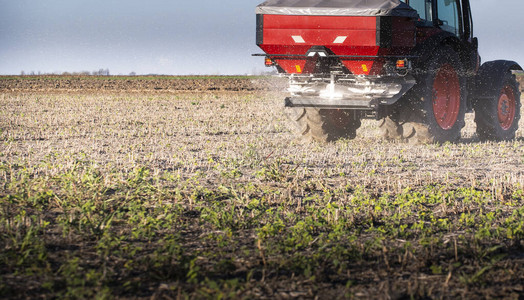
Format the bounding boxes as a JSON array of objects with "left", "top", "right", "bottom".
[{"left": 0, "top": 0, "right": 523, "bottom": 75}]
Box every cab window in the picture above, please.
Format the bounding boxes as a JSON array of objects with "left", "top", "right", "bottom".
[
  {"left": 408, "top": 0, "right": 433, "bottom": 22},
  {"left": 437, "top": 0, "right": 460, "bottom": 36}
]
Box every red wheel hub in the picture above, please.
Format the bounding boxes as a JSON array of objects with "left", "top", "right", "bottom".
[
  {"left": 497, "top": 85, "right": 516, "bottom": 130},
  {"left": 432, "top": 64, "right": 461, "bottom": 130}
]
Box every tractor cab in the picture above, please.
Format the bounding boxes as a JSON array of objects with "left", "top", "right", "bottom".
[{"left": 406, "top": 0, "right": 471, "bottom": 37}]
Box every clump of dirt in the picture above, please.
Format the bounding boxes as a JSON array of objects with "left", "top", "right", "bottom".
[{"left": 517, "top": 75, "right": 524, "bottom": 91}]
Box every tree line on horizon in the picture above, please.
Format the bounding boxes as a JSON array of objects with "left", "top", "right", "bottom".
[{"left": 18, "top": 69, "right": 137, "bottom": 76}]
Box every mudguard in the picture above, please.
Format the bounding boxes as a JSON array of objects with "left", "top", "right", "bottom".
[
  {"left": 409, "top": 32, "right": 478, "bottom": 74},
  {"left": 473, "top": 60, "right": 522, "bottom": 100},
  {"left": 409, "top": 31, "right": 458, "bottom": 68}
]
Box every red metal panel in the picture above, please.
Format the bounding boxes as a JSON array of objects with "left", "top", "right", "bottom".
[
  {"left": 262, "top": 15, "right": 378, "bottom": 49},
  {"left": 263, "top": 15, "right": 377, "bottom": 30},
  {"left": 263, "top": 28, "right": 377, "bottom": 47},
  {"left": 258, "top": 14, "right": 415, "bottom": 75}
]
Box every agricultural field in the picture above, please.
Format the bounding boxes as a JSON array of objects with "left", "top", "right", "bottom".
[{"left": 1, "top": 75, "right": 524, "bottom": 299}]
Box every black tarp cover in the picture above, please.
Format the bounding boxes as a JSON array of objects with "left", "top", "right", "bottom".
[{"left": 256, "top": 0, "right": 418, "bottom": 17}]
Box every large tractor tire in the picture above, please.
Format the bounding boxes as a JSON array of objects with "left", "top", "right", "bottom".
[
  {"left": 474, "top": 72, "right": 521, "bottom": 141},
  {"left": 378, "top": 116, "right": 403, "bottom": 140},
  {"left": 388, "top": 47, "right": 467, "bottom": 144},
  {"left": 287, "top": 107, "right": 361, "bottom": 142}
]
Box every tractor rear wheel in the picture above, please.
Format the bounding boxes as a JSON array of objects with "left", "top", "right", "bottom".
[
  {"left": 287, "top": 107, "right": 361, "bottom": 142},
  {"left": 379, "top": 116, "right": 403, "bottom": 140},
  {"left": 474, "top": 72, "right": 521, "bottom": 141},
  {"left": 402, "top": 47, "right": 466, "bottom": 143}
]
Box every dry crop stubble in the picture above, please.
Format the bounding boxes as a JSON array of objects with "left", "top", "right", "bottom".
[
  {"left": 1, "top": 79, "right": 524, "bottom": 298},
  {"left": 1, "top": 92, "right": 275, "bottom": 173}
]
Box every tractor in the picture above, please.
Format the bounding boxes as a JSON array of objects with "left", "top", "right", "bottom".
[{"left": 255, "top": 0, "right": 522, "bottom": 143}]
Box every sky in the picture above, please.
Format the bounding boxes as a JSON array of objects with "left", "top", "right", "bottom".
[{"left": 0, "top": 0, "right": 523, "bottom": 75}]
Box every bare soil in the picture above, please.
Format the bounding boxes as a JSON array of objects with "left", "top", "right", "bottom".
[{"left": 0, "top": 75, "right": 287, "bottom": 93}]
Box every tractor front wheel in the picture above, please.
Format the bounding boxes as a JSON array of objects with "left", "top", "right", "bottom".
[{"left": 474, "top": 72, "right": 521, "bottom": 141}]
